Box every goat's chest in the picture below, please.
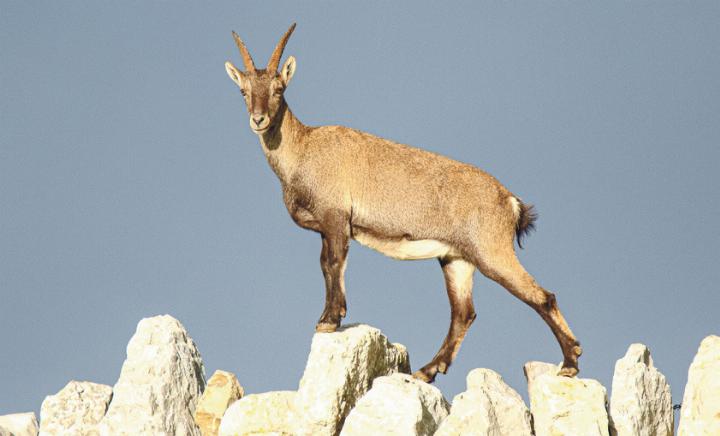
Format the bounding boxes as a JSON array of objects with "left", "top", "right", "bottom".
[{"left": 282, "top": 186, "right": 323, "bottom": 232}]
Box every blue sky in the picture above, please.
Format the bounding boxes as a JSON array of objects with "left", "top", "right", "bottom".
[{"left": 1, "top": 1, "right": 718, "bottom": 417}]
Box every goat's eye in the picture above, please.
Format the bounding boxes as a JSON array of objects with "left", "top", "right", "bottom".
[{"left": 274, "top": 88, "right": 284, "bottom": 96}]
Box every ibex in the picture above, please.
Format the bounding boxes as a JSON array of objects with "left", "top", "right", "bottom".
[{"left": 225, "top": 23, "right": 582, "bottom": 382}]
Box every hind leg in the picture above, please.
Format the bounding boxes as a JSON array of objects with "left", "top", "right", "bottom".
[
  {"left": 473, "top": 244, "right": 582, "bottom": 376},
  {"left": 413, "top": 257, "right": 476, "bottom": 383}
]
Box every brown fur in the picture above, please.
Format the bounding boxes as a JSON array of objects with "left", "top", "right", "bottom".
[{"left": 225, "top": 24, "right": 582, "bottom": 383}]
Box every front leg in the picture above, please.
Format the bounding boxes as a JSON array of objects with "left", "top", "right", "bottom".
[{"left": 316, "top": 211, "right": 350, "bottom": 333}]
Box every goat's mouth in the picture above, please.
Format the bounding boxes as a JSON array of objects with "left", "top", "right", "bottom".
[{"left": 252, "top": 125, "right": 271, "bottom": 134}]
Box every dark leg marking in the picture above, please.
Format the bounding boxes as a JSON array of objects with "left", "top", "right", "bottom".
[
  {"left": 316, "top": 211, "right": 350, "bottom": 333},
  {"left": 413, "top": 257, "right": 476, "bottom": 383}
]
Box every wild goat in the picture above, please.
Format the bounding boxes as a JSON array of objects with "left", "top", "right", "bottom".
[{"left": 224, "top": 24, "right": 582, "bottom": 382}]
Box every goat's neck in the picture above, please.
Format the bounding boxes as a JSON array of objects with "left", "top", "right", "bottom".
[{"left": 258, "top": 101, "right": 305, "bottom": 185}]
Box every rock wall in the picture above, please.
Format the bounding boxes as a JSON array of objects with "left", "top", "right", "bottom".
[
  {"left": 340, "top": 373, "right": 449, "bottom": 436},
  {"left": 525, "top": 361, "right": 610, "bottom": 436},
  {"left": 609, "top": 344, "right": 673, "bottom": 436},
  {"left": 435, "top": 368, "right": 532, "bottom": 436},
  {"left": 0, "top": 413, "right": 38, "bottom": 436},
  {"left": 295, "top": 324, "right": 410, "bottom": 436},
  {"left": 98, "top": 315, "right": 206, "bottom": 436},
  {"left": 4, "top": 315, "right": 718, "bottom": 436},
  {"left": 678, "top": 335, "right": 720, "bottom": 435},
  {"left": 39, "top": 381, "right": 112, "bottom": 435}
]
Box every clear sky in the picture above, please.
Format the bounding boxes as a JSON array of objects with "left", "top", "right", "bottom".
[{"left": 1, "top": 1, "right": 718, "bottom": 418}]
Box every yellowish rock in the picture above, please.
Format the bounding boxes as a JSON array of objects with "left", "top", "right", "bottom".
[
  {"left": 195, "top": 370, "right": 244, "bottom": 436},
  {"left": 218, "top": 391, "right": 296, "bottom": 436}
]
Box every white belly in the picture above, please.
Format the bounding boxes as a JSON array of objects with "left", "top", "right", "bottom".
[{"left": 353, "top": 231, "right": 460, "bottom": 260}]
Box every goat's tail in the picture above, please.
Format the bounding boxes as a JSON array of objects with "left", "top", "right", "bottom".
[{"left": 514, "top": 198, "right": 538, "bottom": 249}]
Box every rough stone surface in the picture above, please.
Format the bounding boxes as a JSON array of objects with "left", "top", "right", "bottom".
[
  {"left": 0, "top": 413, "right": 38, "bottom": 436},
  {"left": 195, "top": 370, "right": 244, "bottom": 436},
  {"left": 218, "top": 391, "right": 296, "bottom": 436},
  {"left": 678, "top": 335, "right": 720, "bottom": 436},
  {"left": 295, "top": 324, "right": 410, "bottom": 436},
  {"left": 99, "top": 315, "right": 206, "bottom": 436},
  {"left": 435, "top": 368, "right": 532, "bottom": 436},
  {"left": 609, "top": 344, "right": 673, "bottom": 436},
  {"left": 525, "top": 361, "right": 610, "bottom": 436},
  {"left": 523, "top": 361, "right": 560, "bottom": 394},
  {"left": 339, "top": 373, "right": 449, "bottom": 436},
  {"left": 39, "top": 380, "right": 112, "bottom": 436}
]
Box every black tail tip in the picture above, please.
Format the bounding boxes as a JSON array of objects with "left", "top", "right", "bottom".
[{"left": 516, "top": 201, "right": 538, "bottom": 249}]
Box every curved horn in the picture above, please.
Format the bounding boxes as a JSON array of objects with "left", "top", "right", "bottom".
[
  {"left": 232, "top": 31, "right": 256, "bottom": 72},
  {"left": 267, "top": 23, "right": 296, "bottom": 72}
]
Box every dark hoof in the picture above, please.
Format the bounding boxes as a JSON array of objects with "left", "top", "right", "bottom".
[
  {"left": 315, "top": 321, "right": 339, "bottom": 333},
  {"left": 412, "top": 369, "right": 435, "bottom": 384},
  {"left": 558, "top": 366, "right": 579, "bottom": 377}
]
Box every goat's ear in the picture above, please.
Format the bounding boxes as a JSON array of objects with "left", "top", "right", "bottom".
[
  {"left": 225, "top": 61, "right": 244, "bottom": 86},
  {"left": 281, "top": 56, "right": 296, "bottom": 86}
]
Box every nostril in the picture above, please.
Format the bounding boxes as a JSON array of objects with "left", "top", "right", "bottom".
[{"left": 253, "top": 116, "right": 265, "bottom": 126}]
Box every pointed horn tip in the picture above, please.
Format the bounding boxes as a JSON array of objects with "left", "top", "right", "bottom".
[{"left": 285, "top": 23, "right": 297, "bottom": 37}]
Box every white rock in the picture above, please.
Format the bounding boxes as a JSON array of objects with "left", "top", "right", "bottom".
[
  {"left": 218, "top": 391, "right": 296, "bottom": 436},
  {"left": 339, "top": 373, "right": 449, "bottom": 436},
  {"left": 99, "top": 315, "right": 206, "bottom": 436},
  {"left": 195, "top": 370, "right": 244, "bottom": 436},
  {"left": 678, "top": 335, "right": 720, "bottom": 436},
  {"left": 0, "top": 413, "right": 38, "bottom": 436},
  {"left": 435, "top": 368, "right": 532, "bottom": 436},
  {"left": 609, "top": 344, "right": 673, "bottom": 436},
  {"left": 295, "top": 324, "right": 410, "bottom": 436},
  {"left": 525, "top": 361, "right": 610, "bottom": 436},
  {"left": 39, "top": 380, "right": 112, "bottom": 436}
]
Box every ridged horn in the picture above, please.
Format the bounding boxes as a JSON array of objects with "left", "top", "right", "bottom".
[
  {"left": 267, "top": 23, "right": 296, "bottom": 73},
  {"left": 232, "top": 31, "right": 256, "bottom": 72}
]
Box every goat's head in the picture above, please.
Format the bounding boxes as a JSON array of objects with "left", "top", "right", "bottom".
[{"left": 225, "top": 24, "right": 296, "bottom": 134}]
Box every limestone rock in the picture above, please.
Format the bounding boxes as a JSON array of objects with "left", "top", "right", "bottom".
[
  {"left": 218, "top": 391, "right": 296, "bottom": 436},
  {"left": 295, "top": 324, "right": 410, "bottom": 436},
  {"left": 0, "top": 413, "right": 38, "bottom": 436},
  {"left": 195, "top": 370, "right": 244, "bottom": 436},
  {"left": 435, "top": 368, "right": 532, "bottom": 436},
  {"left": 678, "top": 335, "right": 720, "bottom": 435},
  {"left": 523, "top": 361, "right": 560, "bottom": 408},
  {"left": 339, "top": 373, "right": 449, "bottom": 436},
  {"left": 523, "top": 361, "right": 560, "bottom": 393},
  {"left": 609, "top": 344, "right": 673, "bottom": 436},
  {"left": 525, "top": 361, "right": 610, "bottom": 436},
  {"left": 99, "top": 315, "right": 206, "bottom": 436},
  {"left": 39, "top": 381, "right": 112, "bottom": 436}
]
